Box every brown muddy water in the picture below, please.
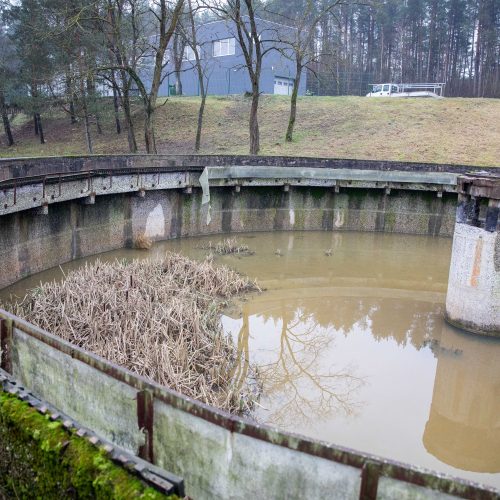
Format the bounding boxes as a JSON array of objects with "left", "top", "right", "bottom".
[{"left": 1, "top": 231, "right": 499, "bottom": 488}]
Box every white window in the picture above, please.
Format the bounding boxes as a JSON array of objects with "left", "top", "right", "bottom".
[
  {"left": 183, "top": 45, "right": 199, "bottom": 61},
  {"left": 213, "top": 38, "right": 235, "bottom": 57}
]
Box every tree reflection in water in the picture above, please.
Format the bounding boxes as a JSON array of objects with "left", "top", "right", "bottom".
[
  {"left": 227, "top": 292, "right": 447, "bottom": 426},
  {"left": 230, "top": 302, "right": 365, "bottom": 425}
]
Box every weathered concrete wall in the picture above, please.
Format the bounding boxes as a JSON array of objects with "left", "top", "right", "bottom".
[
  {"left": 11, "top": 328, "right": 143, "bottom": 452},
  {"left": 0, "top": 154, "right": 488, "bottom": 183},
  {"left": 2, "top": 311, "right": 494, "bottom": 500},
  {"left": 0, "top": 186, "right": 456, "bottom": 289},
  {"left": 153, "top": 401, "right": 362, "bottom": 499}
]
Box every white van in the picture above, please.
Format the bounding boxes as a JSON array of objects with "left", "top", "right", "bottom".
[{"left": 366, "top": 83, "right": 444, "bottom": 98}]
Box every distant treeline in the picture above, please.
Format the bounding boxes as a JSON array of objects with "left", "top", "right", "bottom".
[{"left": 266, "top": 0, "right": 499, "bottom": 97}]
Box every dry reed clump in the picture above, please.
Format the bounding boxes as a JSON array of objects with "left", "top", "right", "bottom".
[
  {"left": 11, "top": 253, "right": 261, "bottom": 414},
  {"left": 201, "top": 237, "right": 251, "bottom": 255}
]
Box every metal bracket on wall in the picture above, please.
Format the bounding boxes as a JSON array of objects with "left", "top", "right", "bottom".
[
  {"left": 0, "top": 318, "right": 13, "bottom": 373},
  {"left": 137, "top": 390, "right": 154, "bottom": 464},
  {"left": 359, "top": 461, "right": 380, "bottom": 500}
]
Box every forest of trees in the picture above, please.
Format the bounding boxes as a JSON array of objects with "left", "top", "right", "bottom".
[
  {"left": 0, "top": 0, "right": 498, "bottom": 155},
  {"left": 298, "top": 0, "right": 500, "bottom": 98}
]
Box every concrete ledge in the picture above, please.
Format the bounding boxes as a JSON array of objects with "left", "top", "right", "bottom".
[{"left": 0, "top": 154, "right": 491, "bottom": 185}]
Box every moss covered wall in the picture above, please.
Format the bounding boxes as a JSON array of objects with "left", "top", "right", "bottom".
[{"left": 0, "top": 391, "right": 174, "bottom": 499}]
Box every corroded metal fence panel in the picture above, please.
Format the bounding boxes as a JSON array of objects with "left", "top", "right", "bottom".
[{"left": 11, "top": 327, "right": 144, "bottom": 454}]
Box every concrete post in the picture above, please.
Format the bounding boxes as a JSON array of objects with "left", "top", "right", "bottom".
[{"left": 445, "top": 174, "right": 500, "bottom": 336}]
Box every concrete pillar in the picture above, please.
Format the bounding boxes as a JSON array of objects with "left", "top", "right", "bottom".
[{"left": 445, "top": 174, "right": 500, "bottom": 336}]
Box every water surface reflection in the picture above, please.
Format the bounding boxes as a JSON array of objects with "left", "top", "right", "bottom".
[{"left": 2, "top": 231, "right": 499, "bottom": 488}]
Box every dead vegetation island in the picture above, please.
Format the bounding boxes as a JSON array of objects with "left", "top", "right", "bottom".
[{"left": 11, "top": 248, "right": 261, "bottom": 414}]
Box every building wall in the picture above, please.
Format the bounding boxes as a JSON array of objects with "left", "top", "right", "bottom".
[{"left": 159, "top": 18, "right": 307, "bottom": 96}]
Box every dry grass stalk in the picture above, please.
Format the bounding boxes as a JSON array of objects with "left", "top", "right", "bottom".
[
  {"left": 134, "top": 234, "right": 152, "bottom": 250},
  {"left": 11, "top": 253, "right": 261, "bottom": 414},
  {"left": 201, "top": 237, "right": 251, "bottom": 255}
]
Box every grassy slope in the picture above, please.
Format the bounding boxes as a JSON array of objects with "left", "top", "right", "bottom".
[{"left": 1, "top": 95, "right": 499, "bottom": 166}]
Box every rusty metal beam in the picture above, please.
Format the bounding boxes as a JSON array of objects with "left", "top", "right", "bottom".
[
  {"left": 137, "top": 390, "right": 154, "bottom": 464},
  {"left": 0, "top": 318, "right": 12, "bottom": 373}
]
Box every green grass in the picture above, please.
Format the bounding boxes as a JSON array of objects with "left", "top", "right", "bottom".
[{"left": 1, "top": 95, "right": 499, "bottom": 166}]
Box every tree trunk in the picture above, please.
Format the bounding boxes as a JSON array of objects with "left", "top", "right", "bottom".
[
  {"left": 144, "top": 105, "right": 155, "bottom": 154},
  {"left": 286, "top": 65, "right": 302, "bottom": 143},
  {"left": 119, "top": 70, "right": 138, "bottom": 152},
  {"left": 249, "top": 83, "right": 260, "bottom": 155},
  {"left": 33, "top": 112, "right": 39, "bottom": 136},
  {"left": 0, "top": 92, "right": 14, "bottom": 146},
  {"left": 123, "top": 93, "right": 137, "bottom": 151},
  {"left": 175, "top": 75, "right": 183, "bottom": 96},
  {"left": 69, "top": 99, "right": 77, "bottom": 124},
  {"left": 172, "top": 32, "right": 185, "bottom": 96},
  {"left": 87, "top": 77, "right": 103, "bottom": 135},
  {"left": 83, "top": 111, "right": 93, "bottom": 154},
  {"left": 35, "top": 113, "right": 45, "bottom": 144},
  {"left": 79, "top": 67, "right": 93, "bottom": 153},
  {"left": 188, "top": 0, "right": 205, "bottom": 151},
  {"left": 111, "top": 72, "right": 121, "bottom": 134},
  {"left": 195, "top": 94, "right": 206, "bottom": 151},
  {"left": 66, "top": 71, "right": 77, "bottom": 124}
]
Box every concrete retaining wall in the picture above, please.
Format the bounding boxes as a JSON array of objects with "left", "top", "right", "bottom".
[
  {"left": 1, "top": 311, "right": 495, "bottom": 499},
  {"left": 0, "top": 186, "right": 456, "bottom": 289}
]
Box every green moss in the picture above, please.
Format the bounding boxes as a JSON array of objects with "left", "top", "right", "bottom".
[
  {"left": 308, "top": 187, "right": 326, "bottom": 200},
  {"left": 385, "top": 211, "right": 396, "bottom": 231},
  {"left": 0, "top": 392, "right": 176, "bottom": 499}
]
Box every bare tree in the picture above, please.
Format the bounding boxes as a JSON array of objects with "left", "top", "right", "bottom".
[
  {"left": 269, "top": 0, "right": 344, "bottom": 142},
  {"left": 208, "top": 0, "right": 276, "bottom": 155},
  {"left": 141, "top": 0, "right": 185, "bottom": 153},
  {"left": 104, "top": 0, "right": 146, "bottom": 152},
  {"left": 186, "top": 0, "right": 210, "bottom": 151},
  {"left": 101, "top": 0, "right": 185, "bottom": 153}
]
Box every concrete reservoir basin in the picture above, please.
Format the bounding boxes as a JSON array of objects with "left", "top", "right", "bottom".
[{"left": 1, "top": 155, "right": 499, "bottom": 499}]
